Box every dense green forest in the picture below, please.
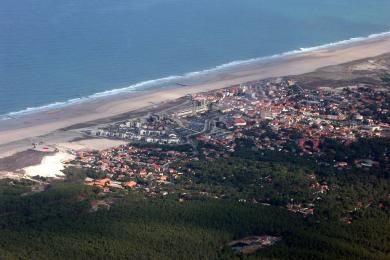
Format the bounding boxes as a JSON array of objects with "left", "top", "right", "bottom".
[
  {"left": 0, "top": 137, "right": 389, "bottom": 259},
  {"left": 0, "top": 180, "right": 389, "bottom": 259}
]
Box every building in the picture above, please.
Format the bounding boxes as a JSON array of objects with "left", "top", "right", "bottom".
[{"left": 234, "top": 118, "right": 247, "bottom": 127}]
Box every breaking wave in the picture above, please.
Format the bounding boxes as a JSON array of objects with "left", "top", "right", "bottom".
[{"left": 1, "top": 29, "right": 390, "bottom": 121}]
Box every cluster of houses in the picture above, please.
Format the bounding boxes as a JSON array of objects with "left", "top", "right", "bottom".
[
  {"left": 70, "top": 76, "right": 389, "bottom": 209},
  {"left": 75, "top": 145, "right": 187, "bottom": 194},
  {"left": 86, "top": 114, "right": 181, "bottom": 145},
  {"left": 82, "top": 77, "right": 390, "bottom": 168},
  {"left": 185, "top": 79, "right": 390, "bottom": 167},
  {"left": 228, "top": 236, "right": 281, "bottom": 255}
]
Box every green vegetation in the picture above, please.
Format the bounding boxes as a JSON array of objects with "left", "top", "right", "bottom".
[
  {"left": 0, "top": 179, "right": 32, "bottom": 199},
  {"left": 320, "top": 137, "right": 390, "bottom": 164},
  {"left": 181, "top": 158, "right": 314, "bottom": 205},
  {"left": 381, "top": 73, "right": 390, "bottom": 87},
  {"left": 0, "top": 180, "right": 389, "bottom": 259},
  {"left": 0, "top": 137, "right": 389, "bottom": 259}
]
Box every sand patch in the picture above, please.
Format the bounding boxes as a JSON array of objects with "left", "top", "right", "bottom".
[
  {"left": 23, "top": 151, "right": 75, "bottom": 178},
  {"left": 58, "top": 138, "right": 128, "bottom": 151},
  {"left": 11, "top": 139, "right": 125, "bottom": 179}
]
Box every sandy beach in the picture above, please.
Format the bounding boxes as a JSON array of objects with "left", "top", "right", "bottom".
[{"left": 1, "top": 35, "right": 390, "bottom": 149}]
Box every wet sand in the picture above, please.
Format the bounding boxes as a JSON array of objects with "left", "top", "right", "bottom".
[{"left": 1, "top": 35, "right": 390, "bottom": 149}]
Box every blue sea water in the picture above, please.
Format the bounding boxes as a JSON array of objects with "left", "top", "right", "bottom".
[{"left": 1, "top": 0, "right": 390, "bottom": 117}]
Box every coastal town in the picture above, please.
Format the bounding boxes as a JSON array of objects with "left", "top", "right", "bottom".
[
  {"left": 2, "top": 2, "right": 390, "bottom": 258},
  {"left": 65, "top": 75, "right": 390, "bottom": 215},
  {"left": 0, "top": 54, "right": 389, "bottom": 256}
]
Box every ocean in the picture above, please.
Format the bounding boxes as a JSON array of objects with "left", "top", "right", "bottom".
[{"left": 1, "top": 0, "right": 390, "bottom": 118}]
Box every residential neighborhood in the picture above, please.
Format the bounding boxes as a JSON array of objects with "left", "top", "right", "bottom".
[{"left": 69, "top": 76, "right": 390, "bottom": 216}]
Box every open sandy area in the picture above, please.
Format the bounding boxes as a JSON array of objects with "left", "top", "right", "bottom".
[
  {"left": 23, "top": 151, "right": 75, "bottom": 178},
  {"left": 58, "top": 138, "right": 128, "bottom": 152},
  {"left": 20, "top": 138, "right": 126, "bottom": 178}
]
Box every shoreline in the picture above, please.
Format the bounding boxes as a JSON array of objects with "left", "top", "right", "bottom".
[
  {"left": 2, "top": 30, "right": 390, "bottom": 121},
  {"left": 1, "top": 34, "right": 390, "bottom": 148}
]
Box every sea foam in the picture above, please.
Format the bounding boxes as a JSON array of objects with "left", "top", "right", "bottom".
[{"left": 1, "top": 29, "right": 390, "bottom": 121}]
